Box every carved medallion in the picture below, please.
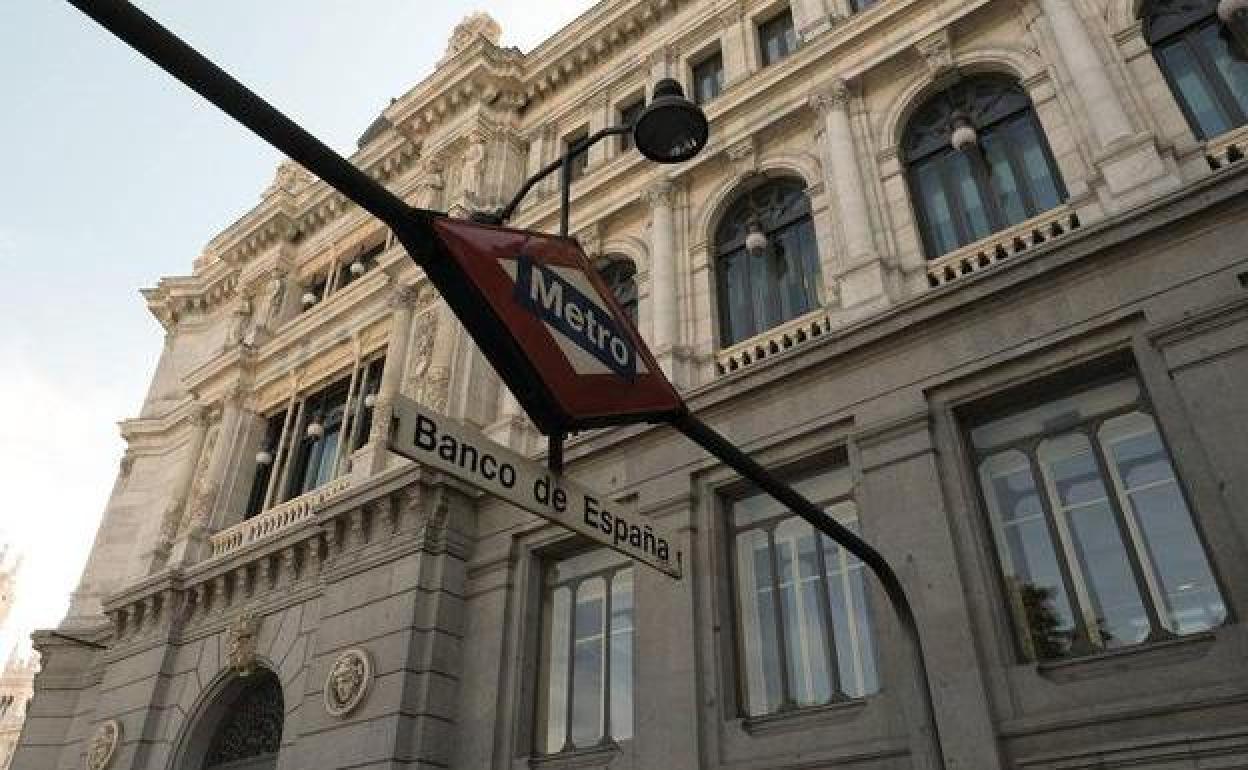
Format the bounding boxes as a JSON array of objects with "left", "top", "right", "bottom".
[
  {"left": 85, "top": 719, "right": 121, "bottom": 770},
  {"left": 323, "top": 647, "right": 373, "bottom": 717},
  {"left": 226, "top": 611, "right": 261, "bottom": 676}
]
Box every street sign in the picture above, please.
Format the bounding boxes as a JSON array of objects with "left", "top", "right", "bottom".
[
  {"left": 428, "top": 217, "right": 683, "bottom": 435},
  {"left": 388, "top": 395, "right": 682, "bottom": 578}
]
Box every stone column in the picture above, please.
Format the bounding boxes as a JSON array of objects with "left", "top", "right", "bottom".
[
  {"left": 811, "top": 79, "right": 888, "bottom": 309},
  {"left": 362, "top": 284, "right": 417, "bottom": 475},
  {"left": 645, "top": 179, "right": 680, "bottom": 381},
  {"left": 587, "top": 92, "right": 611, "bottom": 168},
  {"left": 171, "top": 388, "right": 250, "bottom": 565},
  {"left": 1035, "top": 0, "right": 1175, "bottom": 204},
  {"left": 1038, "top": 0, "right": 1132, "bottom": 149}
]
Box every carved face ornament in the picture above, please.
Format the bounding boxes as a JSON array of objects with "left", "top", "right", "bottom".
[{"left": 323, "top": 648, "right": 372, "bottom": 717}]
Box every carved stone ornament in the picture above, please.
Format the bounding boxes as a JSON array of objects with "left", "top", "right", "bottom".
[
  {"left": 915, "top": 29, "right": 955, "bottom": 77},
  {"left": 85, "top": 719, "right": 121, "bottom": 770},
  {"left": 442, "top": 11, "right": 502, "bottom": 62},
  {"left": 226, "top": 611, "right": 262, "bottom": 676},
  {"left": 323, "top": 647, "right": 373, "bottom": 717}
]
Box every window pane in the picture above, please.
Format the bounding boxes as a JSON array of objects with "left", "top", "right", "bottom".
[
  {"left": 736, "top": 529, "right": 783, "bottom": 716},
  {"left": 1039, "top": 435, "right": 1149, "bottom": 648},
  {"left": 980, "top": 451, "right": 1078, "bottom": 659},
  {"left": 1012, "top": 117, "right": 1064, "bottom": 212},
  {"left": 609, "top": 570, "right": 634, "bottom": 740},
  {"left": 1158, "top": 38, "right": 1233, "bottom": 138},
  {"left": 759, "top": 10, "right": 796, "bottom": 67},
  {"left": 540, "top": 587, "right": 571, "bottom": 754},
  {"left": 981, "top": 128, "right": 1029, "bottom": 226},
  {"left": 912, "top": 159, "right": 960, "bottom": 256},
  {"left": 718, "top": 249, "right": 751, "bottom": 345},
  {"left": 821, "top": 508, "right": 878, "bottom": 697},
  {"left": 571, "top": 578, "right": 606, "bottom": 747},
  {"left": 970, "top": 378, "right": 1140, "bottom": 451},
  {"left": 950, "top": 151, "right": 993, "bottom": 242},
  {"left": 693, "top": 52, "right": 724, "bottom": 105},
  {"left": 776, "top": 518, "right": 833, "bottom": 706},
  {"left": 1100, "top": 413, "right": 1225, "bottom": 634},
  {"left": 1201, "top": 22, "right": 1248, "bottom": 123}
]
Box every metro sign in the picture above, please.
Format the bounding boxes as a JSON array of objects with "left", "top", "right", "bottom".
[{"left": 426, "top": 216, "right": 683, "bottom": 435}]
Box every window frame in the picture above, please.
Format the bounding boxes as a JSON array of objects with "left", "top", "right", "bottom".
[
  {"left": 756, "top": 8, "right": 798, "bottom": 68},
  {"left": 902, "top": 76, "right": 1068, "bottom": 259},
  {"left": 691, "top": 48, "right": 726, "bottom": 106},
  {"left": 1147, "top": 1, "right": 1248, "bottom": 140},
  {"left": 533, "top": 547, "right": 636, "bottom": 756},
  {"left": 616, "top": 97, "right": 646, "bottom": 154},
  {"left": 960, "top": 365, "right": 1230, "bottom": 664},
  {"left": 564, "top": 127, "right": 591, "bottom": 181},
  {"left": 720, "top": 453, "right": 880, "bottom": 719}
]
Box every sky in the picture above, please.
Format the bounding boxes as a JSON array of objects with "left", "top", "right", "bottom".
[{"left": 0, "top": 0, "right": 595, "bottom": 661}]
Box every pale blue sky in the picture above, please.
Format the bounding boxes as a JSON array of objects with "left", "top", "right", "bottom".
[{"left": 0, "top": 0, "right": 593, "bottom": 657}]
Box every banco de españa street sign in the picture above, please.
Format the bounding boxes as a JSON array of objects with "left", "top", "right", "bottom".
[{"left": 388, "top": 395, "right": 682, "bottom": 578}]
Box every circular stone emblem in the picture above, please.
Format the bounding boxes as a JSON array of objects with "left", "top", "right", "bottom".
[
  {"left": 85, "top": 719, "right": 122, "bottom": 770},
  {"left": 323, "top": 647, "right": 372, "bottom": 717}
]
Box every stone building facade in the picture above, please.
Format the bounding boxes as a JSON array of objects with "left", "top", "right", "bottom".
[
  {"left": 13, "top": 0, "right": 1248, "bottom": 768},
  {"left": 0, "top": 547, "right": 37, "bottom": 770}
]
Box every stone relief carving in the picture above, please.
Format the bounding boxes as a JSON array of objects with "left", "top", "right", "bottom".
[
  {"left": 184, "top": 423, "right": 221, "bottom": 531},
  {"left": 323, "top": 647, "right": 373, "bottom": 717},
  {"left": 85, "top": 719, "right": 121, "bottom": 770},
  {"left": 226, "top": 611, "right": 261, "bottom": 676},
  {"left": 405, "top": 311, "right": 438, "bottom": 398},
  {"left": 916, "top": 29, "right": 955, "bottom": 77}
]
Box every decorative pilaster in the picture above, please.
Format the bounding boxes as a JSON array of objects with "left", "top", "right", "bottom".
[
  {"left": 792, "top": 0, "right": 835, "bottom": 42},
  {"left": 1035, "top": 0, "right": 1175, "bottom": 205},
  {"left": 645, "top": 179, "right": 682, "bottom": 382},
  {"left": 143, "top": 404, "right": 210, "bottom": 573},
  {"left": 719, "top": 3, "right": 752, "bottom": 87},
  {"left": 811, "top": 80, "right": 888, "bottom": 309},
  {"left": 362, "top": 284, "right": 418, "bottom": 475}
]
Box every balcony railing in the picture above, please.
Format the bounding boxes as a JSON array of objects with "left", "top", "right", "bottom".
[
  {"left": 209, "top": 477, "right": 353, "bottom": 558},
  {"left": 715, "top": 307, "right": 834, "bottom": 375},
  {"left": 925, "top": 206, "right": 1082, "bottom": 290}
]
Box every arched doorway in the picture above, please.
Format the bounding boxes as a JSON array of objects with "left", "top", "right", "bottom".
[{"left": 177, "top": 669, "right": 284, "bottom": 770}]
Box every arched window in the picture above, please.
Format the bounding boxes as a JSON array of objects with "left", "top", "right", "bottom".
[
  {"left": 1147, "top": 0, "right": 1248, "bottom": 139},
  {"left": 714, "top": 178, "right": 821, "bottom": 346},
  {"left": 200, "top": 670, "right": 284, "bottom": 769},
  {"left": 903, "top": 75, "right": 1067, "bottom": 258},
  {"left": 598, "top": 256, "right": 639, "bottom": 326}
]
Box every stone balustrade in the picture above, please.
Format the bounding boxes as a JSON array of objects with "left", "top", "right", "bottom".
[
  {"left": 1206, "top": 125, "right": 1248, "bottom": 173},
  {"left": 209, "top": 477, "right": 353, "bottom": 558},
  {"left": 715, "top": 307, "right": 834, "bottom": 376},
  {"left": 925, "top": 206, "right": 1082, "bottom": 290},
  {"left": 101, "top": 466, "right": 461, "bottom": 646}
]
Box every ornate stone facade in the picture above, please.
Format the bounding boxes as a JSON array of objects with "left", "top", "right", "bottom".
[{"left": 15, "top": 2, "right": 1248, "bottom": 769}]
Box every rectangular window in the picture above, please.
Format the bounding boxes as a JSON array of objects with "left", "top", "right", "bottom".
[
  {"left": 336, "top": 240, "right": 384, "bottom": 290},
  {"left": 536, "top": 550, "right": 634, "bottom": 754},
  {"left": 758, "top": 9, "right": 798, "bottom": 68},
  {"left": 692, "top": 50, "right": 725, "bottom": 105},
  {"left": 969, "top": 373, "right": 1226, "bottom": 662},
  {"left": 565, "top": 129, "right": 590, "bottom": 181},
  {"left": 730, "top": 465, "right": 878, "bottom": 717},
  {"left": 850, "top": 0, "right": 878, "bottom": 12},
  {"left": 618, "top": 99, "right": 646, "bottom": 153},
  {"left": 245, "top": 411, "right": 287, "bottom": 519}
]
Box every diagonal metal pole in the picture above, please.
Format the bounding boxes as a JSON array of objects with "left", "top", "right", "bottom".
[{"left": 65, "top": 3, "right": 947, "bottom": 765}]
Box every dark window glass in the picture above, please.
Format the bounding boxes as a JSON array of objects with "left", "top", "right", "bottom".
[
  {"left": 202, "top": 670, "right": 283, "bottom": 769},
  {"left": 758, "top": 9, "right": 798, "bottom": 67},
  {"left": 245, "top": 411, "right": 286, "bottom": 519},
  {"left": 714, "top": 178, "right": 821, "bottom": 346},
  {"left": 693, "top": 51, "right": 725, "bottom": 105},
  {"left": 336, "top": 240, "right": 384, "bottom": 290},
  {"left": 618, "top": 99, "right": 646, "bottom": 153},
  {"left": 288, "top": 379, "right": 350, "bottom": 500},
  {"left": 599, "top": 258, "right": 639, "bottom": 326},
  {"left": 969, "top": 374, "right": 1226, "bottom": 662},
  {"left": 565, "top": 130, "right": 590, "bottom": 180},
  {"left": 351, "top": 357, "right": 387, "bottom": 452},
  {"left": 1147, "top": 0, "right": 1248, "bottom": 139},
  {"left": 850, "top": 0, "right": 878, "bottom": 10},
  {"left": 902, "top": 75, "right": 1067, "bottom": 258}
]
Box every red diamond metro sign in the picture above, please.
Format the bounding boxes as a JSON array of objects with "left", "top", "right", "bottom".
[{"left": 427, "top": 216, "right": 683, "bottom": 435}]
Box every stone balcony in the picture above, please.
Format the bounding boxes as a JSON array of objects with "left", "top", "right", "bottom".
[{"left": 100, "top": 464, "right": 473, "bottom": 649}]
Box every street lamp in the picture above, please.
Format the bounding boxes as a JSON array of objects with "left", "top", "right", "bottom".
[{"left": 476, "top": 77, "right": 708, "bottom": 237}]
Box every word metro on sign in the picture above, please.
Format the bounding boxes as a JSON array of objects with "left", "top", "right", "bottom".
[{"left": 387, "top": 396, "right": 682, "bottom": 578}]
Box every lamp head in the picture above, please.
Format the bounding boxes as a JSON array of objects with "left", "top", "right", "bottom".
[{"left": 633, "top": 78, "right": 710, "bottom": 164}]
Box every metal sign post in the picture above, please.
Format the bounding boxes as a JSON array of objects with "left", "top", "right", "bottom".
[{"left": 63, "top": 2, "right": 945, "bottom": 765}]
